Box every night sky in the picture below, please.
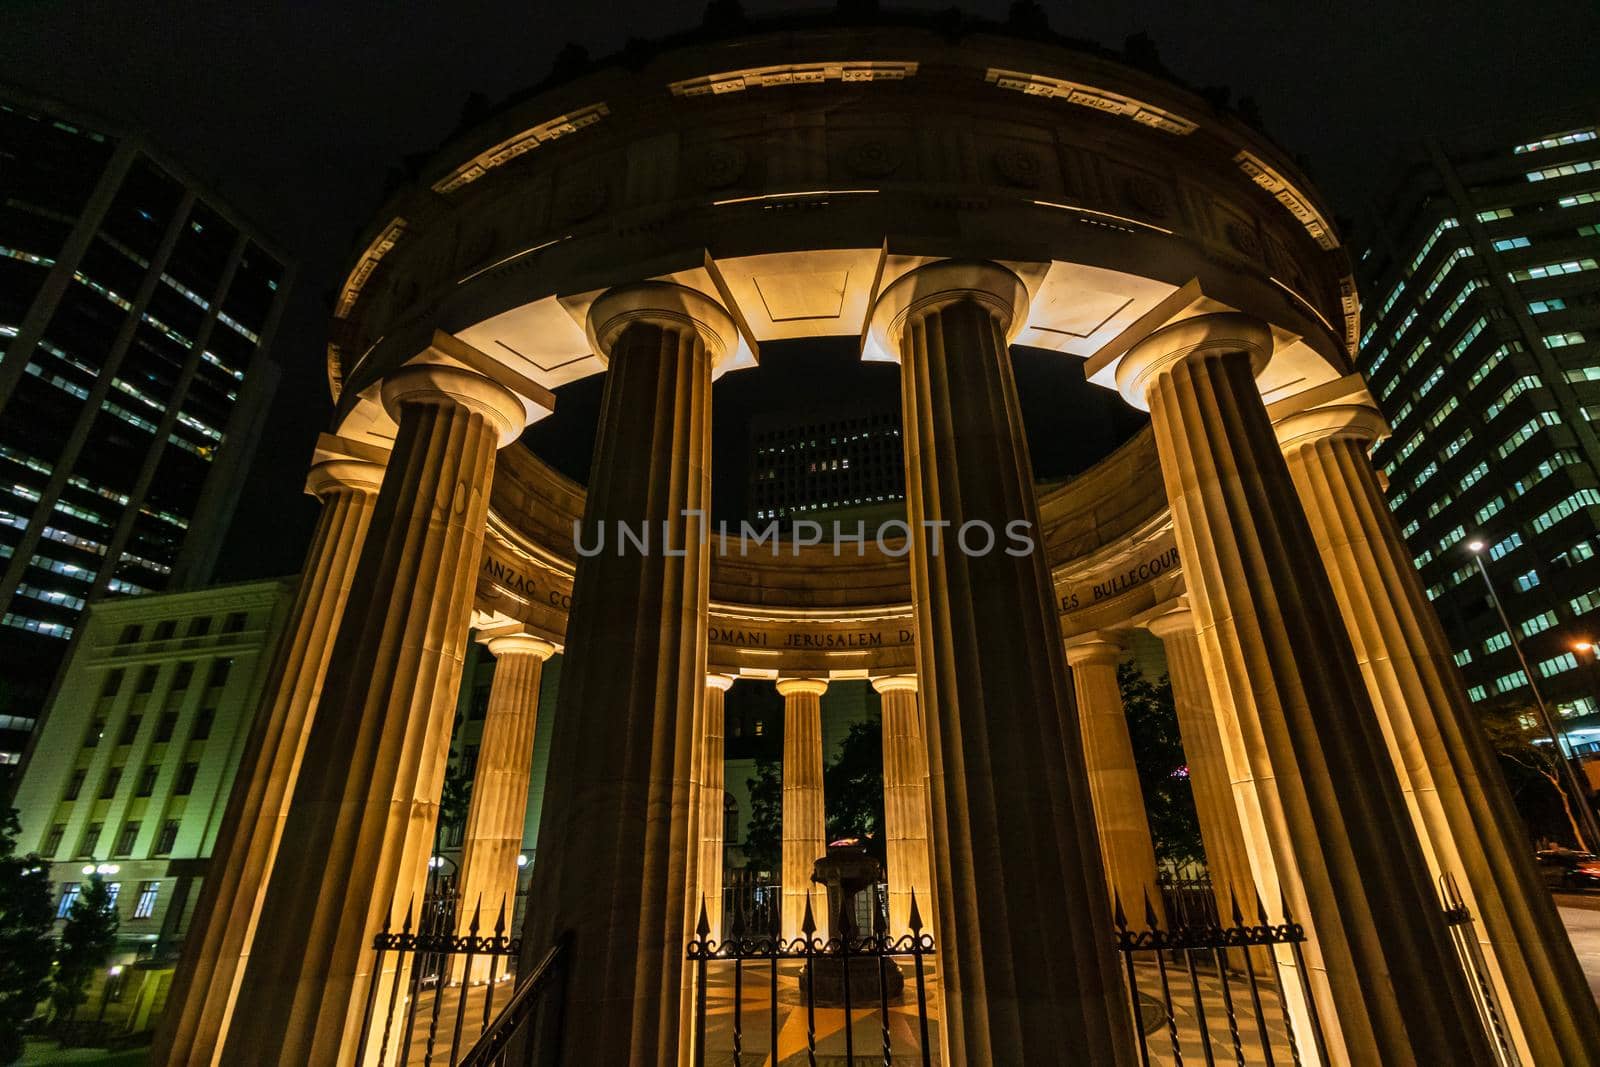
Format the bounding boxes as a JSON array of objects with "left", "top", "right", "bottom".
[{"left": 4, "top": 1, "right": 1598, "bottom": 580}]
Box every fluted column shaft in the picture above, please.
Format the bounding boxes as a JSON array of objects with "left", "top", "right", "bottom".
[
  {"left": 223, "top": 361, "right": 529, "bottom": 1066},
  {"left": 454, "top": 633, "right": 554, "bottom": 983},
  {"left": 699, "top": 675, "right": 734, "bottom": 940},
  {"left": 154, "top": 446, "right": 383, "bottom": 1067},
  {"left": 1065, "top": 638, "right": 1163, "bottom": 923},
  {"left": 521, "top": 283, "right": 731, "bottom": 1065},
  {"left": 874, "top": 676, "right": 933, "bottom": 937},
  {"left": 1148, "top": 606, "right": 1269, "bottom": 970},
  {"left": 778, "top": 678, "right": 830, "bottom": 941},
  {"left": 1281, "top": 404, "right": 1600, "bottom": 1065},
  {"left": 876, "top": 260, "right": 1135, "bottom": 1065},
  {"left": 1120, "top": 313, "right": 1494, "bottom": 1066}
]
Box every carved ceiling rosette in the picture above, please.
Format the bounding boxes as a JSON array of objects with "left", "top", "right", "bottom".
[
  {"left": 693, "top": 141, "right": 748, "bottom": 189},
  {"left": 843, "top": 137, "right": 901, "bottom": 179},
  {"left": 992, "top": 144, "right": 1043, "bottom": 189}
]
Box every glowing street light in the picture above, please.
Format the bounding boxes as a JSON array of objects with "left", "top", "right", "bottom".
[{"left": 1466, "top": 539, "right": 1600, "bottom": 851}]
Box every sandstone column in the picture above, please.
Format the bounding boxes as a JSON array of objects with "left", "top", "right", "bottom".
[
  {"left": 1064, "top": 635, "right": 1163, "bottom": 924},
  {"left": 1146, "top": 604, "right": 1267, "bottom": 968},
  {"left": 778, "top": 678, "right": 830, "bottom": 942},
  {"left": 698, "top": 674, "right": 734, "bottom": 940},
  {"left": 871, "top": 260, "right": 1135, "bottom": 1065},
  {"left": 153, "top": 438, "right": 385, "bottom": 1067},
  {"left": 453, "top": 631, "right": 555, "bottom": 983},
  {"left": 1279, "top": 399, "right": 1600, "bottom": 1065},
  {"left": 873, "top": 675, "right": 933, "bottom": 938},
  {"left": 1117, "top": 312, "right": 1494, "bottom": 1065},
  {"left": 222, "top": 356, "right": 534, "bottom": 1066},
  {"left": 520, "top": 282, "right": 733, "bottom": 1065}
]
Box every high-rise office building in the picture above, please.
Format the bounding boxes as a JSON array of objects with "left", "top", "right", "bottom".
[
  {"left": 747, "top": 404, "right": 905, "bottom": 526},
  {"left": 0, "top": 86, "right": 293, "bottom": 761},
  {"left": 1357, "top": 106, "right": 1600, "bottom": 740},
  {"left": 7, "top": 578, "right": 294, "bottom": 1030}
]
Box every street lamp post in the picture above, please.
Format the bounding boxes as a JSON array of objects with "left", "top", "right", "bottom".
[{"left": 1467, "top": 540, "right": 1600, "bottom": 851}]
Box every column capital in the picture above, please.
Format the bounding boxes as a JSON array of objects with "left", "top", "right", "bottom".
[
  {"left": 381, "top": 359, "right": 532, "bottom": 447},
  {"left": 1063, "top": 634, "right": 1126, "bottom": 668},
  {"left": 706, "top": 674, "right": 736, "bottom": 692},
  {"left": 482, "top": 632, "right": 557, "bottom": 661},
  {"left": 304, "top": 433, "right": 387, "bottom": 498},
  {"left": 775, "top": 677, "right": 829, "bottom": 698},
  {"left": 1114, "top": 311, "right": 1274, "bottom": 411},
  {"left": 585, "top": 281, "right": 740, "bottom": 368},
  {"left": 867, "top": 259, "right": 1030, "bottom": 362},
  {"left": 304, "top": 456, "right": 385, "bottom": 499},
  {"left": 871, "top": 675, "right": 918, "bottom": 695},
  {"left": 1144, "top": 604, "right": 1196, "bottom": 641},
  {"left": 1273, "top": 402, "right": 1389, "bottom": 452}
]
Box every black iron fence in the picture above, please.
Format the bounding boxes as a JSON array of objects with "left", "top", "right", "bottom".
[
  {"left": 686, "top": 891, "right": 937, "bottom": 1067},
  {"left": 1115, "top": 892, "right": 1327, "bottom": 1067},
  {"left": 1157, "top": 867, "right": 1224, "bottom": 931},
  {"left": 355, "top": 896, "right": 526, "bottom": 1067},
  {"left": 721, "top": 870, "right": 781, "bottom": 942}
]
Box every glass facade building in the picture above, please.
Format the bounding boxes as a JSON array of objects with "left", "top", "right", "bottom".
[
  {"left": 6, "top": 577, "right": 294, "bottom": 1030},
  {"left": 1357, "top": 105, "right": 1600, "bottom": 743},
  {"left": 0, "top": 88, "right": 292, "bottom": 762},
  {"left": 747, "top": 404, "right": 905, "bottom": 525}
]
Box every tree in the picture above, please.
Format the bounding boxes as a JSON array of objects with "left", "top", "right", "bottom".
[
  {"left": 1118, "top": 663, "right": 1205, "bottom": 868},
  {"left": 0, "top": 807, "right": 54, "bottom": 1064},
  {"left": 437, "top": 760, "right": 474, "bottom": 847},
  {"left": 824, "top": 721, "right": 886, "bottom": 865},
  {"left": 1480, "top": 705, "right": 1592, "bottom": 850},
  {"left": 742, "top": 757, "right": 782, "bottom": 877},
  {"left": 50, "top": 875, "right": 118, "bottom": 1024}
]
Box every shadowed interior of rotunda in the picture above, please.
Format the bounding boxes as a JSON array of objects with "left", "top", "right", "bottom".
[{"left": 95, "top": 8, "right": 1600, "bottom": 1067}]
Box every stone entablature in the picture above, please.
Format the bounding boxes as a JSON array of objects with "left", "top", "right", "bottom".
[
  {"left": 475, "top": 430, "right": 1177, "bottom": 675},
  {"left": 325, "top": 26, "right": 1355, "bottom": 435}
]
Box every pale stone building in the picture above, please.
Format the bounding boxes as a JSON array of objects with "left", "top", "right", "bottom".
[{"left": 9, "top": 577, "right": 294, "bottom": 1030}]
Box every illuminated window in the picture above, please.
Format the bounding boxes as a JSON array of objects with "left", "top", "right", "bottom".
[
  {"left": 1525, "top": 158, "right": 1600, "bottom": 182},
  {"left": 132, "top": 880, "right": 160, "bottom": 920},
  {"left": 1532, "top": 490, "right": 1600, "bottom": 533},
  {"left": 1514, "top": 569, "right": 1541, "bottom": 592},
  {"left": 1515, "top": 128, "right": 1598, "bottom": 154},
  {"left": 1489, "top": 532, "right": 1523, "bottom": 561},
  {"left": 1493, "top": 670, "right": 1529, "bottom": 693},
  {"left": 56, "top": 883, "right": 81, "bottom": 918},
  {"left": 1493, "top": 236, "right": 1531, "bottom": 251},
  {"left": 1484, "top": 632, "right": 1512, "bottom": 654},
  {"left": 1539, "top": 653, "right": 1579, "bottom": 678},
  {"left": 1520, "top": 611, "right": 1559, "bottom": 637},
  {"left": 1509, "top": 258, "right": 1598, "bottom": 281}
]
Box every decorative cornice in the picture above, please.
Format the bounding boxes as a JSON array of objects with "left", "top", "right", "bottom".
[
  {"left": 431, "top": 104, "right": 610, "bottom": 194},
  {"left": 669, "top": 61, "right": 918, "bottom": 97},
  {"left": 985, "top": 68, "right": 1198, "bottom": 135},
  {"left": 1233, "top": 150, "right": 1338, "bottom": 251}
]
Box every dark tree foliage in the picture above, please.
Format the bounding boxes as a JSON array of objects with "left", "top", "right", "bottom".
[
  {"left": 0, "top": 807, "right": 54, "bottom": 1063},
  {"left": 1479, "top": 704, "right": 1591, "bottom": 849},
  {"left": 50, "top": 876, "right": 118, "bottom": 1023},
  {"left": 742, "top": 757, "right": 782, "bottom": 877},
  {"left": 824, "top": 721, "right": 886, "bottom": 865},
  {"left": 437, "top": 760, "right": 474, "bottom": 847},
  {"left": 1118, "top": 662, "right": 1205, "bottom": 868}
]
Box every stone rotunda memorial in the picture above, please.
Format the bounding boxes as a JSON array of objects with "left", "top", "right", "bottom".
[{"left": 149, "top": 11, "right": 1600, "bottom": 1067}]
